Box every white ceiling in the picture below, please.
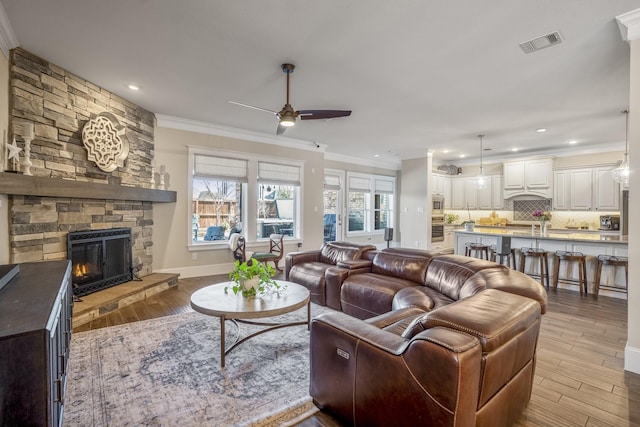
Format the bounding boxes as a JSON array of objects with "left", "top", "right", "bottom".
[{"left": 1, "top": 0, "right": 639, "bottom": 166}]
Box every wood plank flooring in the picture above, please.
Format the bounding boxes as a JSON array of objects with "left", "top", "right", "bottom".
[{"left": 74, "top": 275, "right": 640, "bottom": 426}]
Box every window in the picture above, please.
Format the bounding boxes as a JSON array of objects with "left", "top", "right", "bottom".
[
  {"left": 188, "top": 148, "right": 303, "bottom": 246},
  {"left": 347, "top": 173, "right": 395, "bottom": 235},
  {"left": 191, "top": 154, "right": 247, "bottom": 242},
  {"left": 257, "top": 161, "right": 301, "bottom": 239}
]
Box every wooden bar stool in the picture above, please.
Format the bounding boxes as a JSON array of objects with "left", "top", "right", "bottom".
[
  {"left": 465, "top": 242, "right": 489, "bottom": 260},
  {"left": 594, "top": 255, "right": 629, "bottom": 299},
  {"left": 489, "top": 245, "right": 516, "bottom": 269},
  {"left": 519, "top": 247, "right": 550, "bottom": 288},
  {"left": 553, "top": 251, "right": 588, "bottom": 296}
]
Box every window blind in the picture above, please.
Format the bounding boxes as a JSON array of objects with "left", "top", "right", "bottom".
[
  {"left": 194, "top": 155, "right": 248, "bottom": 182},
  {"left": 324, "top": 174, "right": 341, "bottom": 190},
  {"left": 374, "top": 178, "right": 394, "bottom": 194},
  {"left": 258, "top": 162, "right": 301, "bottom": 185},
  {"left": 349, "top": 176, "right": 371, "bottom": 192}
]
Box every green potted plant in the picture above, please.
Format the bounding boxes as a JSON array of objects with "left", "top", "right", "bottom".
[
  {"left": 445, "top": 213, "right": 459, "bottom": 224},
  {"left": 226, "top": 258, "right": 282, "bottom": 298},
  {"left": 462, "top": 220, "right": 475, "bottom": 231}
]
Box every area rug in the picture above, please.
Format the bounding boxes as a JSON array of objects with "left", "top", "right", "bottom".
[{"left": 63, "top": 304, "right": 330, "bottom": 426}]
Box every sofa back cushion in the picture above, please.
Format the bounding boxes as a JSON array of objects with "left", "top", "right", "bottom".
[
  {"left": 424, "top": 255, "right": 503, "bottom": 301},
  {"left": 319, "top": 242, "right": 375, "bottom": 265},
  {"left": 371, "top": 251, "right": 432, "bottom": 284}
]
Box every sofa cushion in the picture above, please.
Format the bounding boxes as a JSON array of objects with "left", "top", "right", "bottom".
[
  {"left": 319, "top": 242, "right": 375, "bottom": 265},
  {"left": 371, "top": 251, "right": 432, "bottom": 285},
  {"left": 424, "top": 254, "right": 504, "bottom": 301},
  {"left": 392, "top": 286, "right": 455, "bottom": 312},
  {"left": 341, "top": 273, "right": 417, "bottom": 319}
]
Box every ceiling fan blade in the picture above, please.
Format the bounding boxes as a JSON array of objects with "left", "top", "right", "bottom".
[
  {"left": 276, "top": 124, "right": 287, "bottom": 135},
  {"left": 227, "top": 100, "right": 277, "bottom": 115},
  {"left": 298, "top": 110, "right": 352, "bottom": 120}
]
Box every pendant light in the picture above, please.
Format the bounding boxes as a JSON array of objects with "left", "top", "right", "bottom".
[
  {"left": 476, "top": 134, "right": 487, "bottom": 190},
  {"left": 612, "top": 109, "right": 630, "bottom": 186}
]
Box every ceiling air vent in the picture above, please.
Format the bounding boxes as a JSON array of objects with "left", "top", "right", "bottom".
[{"left": 519, "top": 31, "right": 563, "bottom": 54}]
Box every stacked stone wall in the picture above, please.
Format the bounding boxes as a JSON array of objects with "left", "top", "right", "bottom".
[{"left": 7, "top": 48, "right": 156, "bottom": 274}]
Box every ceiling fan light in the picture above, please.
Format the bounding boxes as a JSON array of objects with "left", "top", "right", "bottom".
[{"left": 280, "top": 116, "right": 295, "bottom": 127}]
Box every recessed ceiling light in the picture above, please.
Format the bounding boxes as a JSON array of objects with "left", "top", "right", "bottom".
[
  {"left": 568, "top": 140, "right": 578, "bottom": 145},
  {"left": 442, "top": 149, "right": 449, "bottom": 154},
  {"left": 373, "top": 154, "right": 380, "bottom": 158},
  {"left": 536, "top": 128, "right": 546, "bottom": 133},
  {"left": 459, "top": 154, "right": 466, "bottom": 158},
  {"left": 128, "top": 84, "right": 140, "bottom": 91},
  {"left": 511, "top": 148, "right": 519, "bottom": 152}
]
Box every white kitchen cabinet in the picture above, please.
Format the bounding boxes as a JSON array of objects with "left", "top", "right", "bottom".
[
  {"left": 593, "top": 166, "right": 620, "bottom": 210},
  {"left": 553, "top": 166, "right": 620, "bottom": 211},
  {"left": 433, "top": 173, "right": 445, "bottom": 195},
  {"left": 432, "top": 174, "right": 452, "bottom": 208},
  {"left": 492, "top": 175, "right": 504, "bottom": 209},
  {"left": 553, "top": 170, "right": 570, "bottom": 210},
  {"left": 503, "top": 158, "right": 554, "bottom": 199},
  {"left": 451, "top": 178, "right": 466, "bottom": 209},
  {"left": 451, "top": 175, "right": 502, "bottom": 210},
  {"left": 569, "top": 169, "right": 592, "bottom": 210}
]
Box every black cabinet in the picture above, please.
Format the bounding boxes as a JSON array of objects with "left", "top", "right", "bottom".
[{"left": 0, "top": 261, "right": 73, "bottom": 427}]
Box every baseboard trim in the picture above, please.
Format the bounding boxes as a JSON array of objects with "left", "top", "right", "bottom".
[
  {"left": 625, "top": 343, "right": 640, "bottom": 374},
  {"left": 154, "top": 263, "right": 236, "bottom": 279}
]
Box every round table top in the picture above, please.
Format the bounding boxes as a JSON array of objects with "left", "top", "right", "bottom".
[{"left": 190, "top": 280, "right": 310, "bottom": 320}]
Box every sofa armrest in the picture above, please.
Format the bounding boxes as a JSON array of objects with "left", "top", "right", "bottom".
[
  {"left": 310, "top": 312, "right": 481, "bottom": 427},
  {"left": 285, "top": 250, "right": 321, "bottom": 280},
  {"left": 336, "top": 259, "right": 372, "bottom": 270}
]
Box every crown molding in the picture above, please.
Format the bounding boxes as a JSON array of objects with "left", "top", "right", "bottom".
[
  {"left": 0, "top": 2, "right": 18, "bottom": 58},
  {"left": 324, "top": 152, "right": 401, "bottom": 171},
  {"left": 617, "top": 8, "right": 640, "bottom": 42},
  {"left": 155, "top": 115, "right": 326, "bottom": 153}
]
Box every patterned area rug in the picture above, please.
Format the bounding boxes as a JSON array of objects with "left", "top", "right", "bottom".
[{"left": 64, "top": 304, "right": 329, "bottom": 426}]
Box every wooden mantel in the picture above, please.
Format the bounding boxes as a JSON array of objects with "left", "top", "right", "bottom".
[{"left": 0, "top": 172, "right": 176, "bottom": 203}]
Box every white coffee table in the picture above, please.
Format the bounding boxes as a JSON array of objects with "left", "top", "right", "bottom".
[{"left": 190, "top": 280, "right": 310, "bottom": 367}]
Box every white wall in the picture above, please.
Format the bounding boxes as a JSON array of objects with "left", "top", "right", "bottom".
[
  {"left": 625, "top": 37, "right": 640, "bottom": 374},
  {"left": 400, "top": 156, "right": 431, "bottom": 249}
]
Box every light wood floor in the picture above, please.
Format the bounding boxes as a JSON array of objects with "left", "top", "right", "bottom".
[{"left": 74, "top": 276, "right": 640, "bottom": 427}]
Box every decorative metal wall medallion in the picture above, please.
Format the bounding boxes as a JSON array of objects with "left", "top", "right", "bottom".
[{"left": 82, "top": 112, "right": 129, "bottom": 172}]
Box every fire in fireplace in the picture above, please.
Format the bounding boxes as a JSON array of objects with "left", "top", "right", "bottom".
[{"left": 67, "top": 228, "right": 133, "bottom": 296}]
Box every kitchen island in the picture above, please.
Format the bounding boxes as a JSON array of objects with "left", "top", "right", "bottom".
[{"left": 454, "top": 228, "right": 628, "bottom": 298}]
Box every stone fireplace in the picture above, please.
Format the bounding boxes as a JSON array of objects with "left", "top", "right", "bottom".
[{"left": 4, "top": 48, "right": 173, "bottom": 277}]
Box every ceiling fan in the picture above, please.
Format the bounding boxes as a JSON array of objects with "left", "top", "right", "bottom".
[{"left": 228, "top": 63, "right": 352, "bottom": 135}]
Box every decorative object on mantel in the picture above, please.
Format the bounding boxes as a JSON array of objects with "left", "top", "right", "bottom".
[
  {"left": 21, "top": 122, "right": 34, "bottom": 176},
  {"left": 82, "top": 112, "right": 129, "bottom": 172},
  {"left": 612, "top": 109, "right": 630, "bottom": 186},
  {"left": 226, "top": 258, "right": 284, "bottom": 298},
  {"left": 149, "top": 160, "right": 156, "bottom": 188},
  {"left": 159, "top": 164, "right": 166, "bottom": 190},
  {"left": 6, "top": 135, "right": 23, "bottom": 173}
]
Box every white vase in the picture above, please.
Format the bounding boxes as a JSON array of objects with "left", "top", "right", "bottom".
[{"left": 243, "top": 277, "right": 260, "bottom": 292}]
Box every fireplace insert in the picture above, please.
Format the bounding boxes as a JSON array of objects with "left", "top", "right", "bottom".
[{"left": 67, "top": 228, "right": 133, "bottom": 296}]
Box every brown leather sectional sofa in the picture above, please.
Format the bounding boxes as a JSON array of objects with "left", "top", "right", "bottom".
[
  {"left": 287, "top": 245, "right": 548, "bottom": 427},
  {"left": 285, "top": 241, "right": 376, "bottom": 305}
]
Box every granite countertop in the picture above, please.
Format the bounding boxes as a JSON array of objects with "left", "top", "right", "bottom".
[{"left": 454, "top": 228, "right": 628, "bottom": 244}]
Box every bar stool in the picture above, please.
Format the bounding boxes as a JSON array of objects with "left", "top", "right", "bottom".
[
  {"left": 489, "top": 245, "right": 517, "bottom": 269},
  {"left": 553, "top": 251, "right": 588, "bottom": 296},
  {"left": 594, "top": 255, "right": 629, "bottom": 299},
  {"left": 465, "top": 242, "right": 490, "bottom": 260},
  {"left": 519, "top": 247, "right": 550, "bottom": 288}
]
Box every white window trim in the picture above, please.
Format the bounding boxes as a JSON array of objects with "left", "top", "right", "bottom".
[
  {"left": 346, "top": 171, "right": 396, "bottom": 237},
  {"left": 187, "top": 146, "right": 304, "bottom": 251}
]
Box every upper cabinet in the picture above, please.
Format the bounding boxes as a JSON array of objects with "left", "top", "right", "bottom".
[
  {"left": 553, "top": 165, "right": 619, "bottom": 211},
  {"left": 503, "top": 158, "right": 554, "bottom": 199},
  {"left": 451, "top": 175, "right": 502, "bottom": 210}
]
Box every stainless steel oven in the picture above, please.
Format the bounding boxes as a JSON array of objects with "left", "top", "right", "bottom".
[
  {"left": 431, "top": 214, "right": 444, "bottom": 243},
  {"left": 432, "top": 195, "right": 444, "bottom": 215}
]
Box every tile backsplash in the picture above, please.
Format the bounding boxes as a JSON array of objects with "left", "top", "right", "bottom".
[{"left": 513, "top": 199, "right": 552, "bottom": 221}]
